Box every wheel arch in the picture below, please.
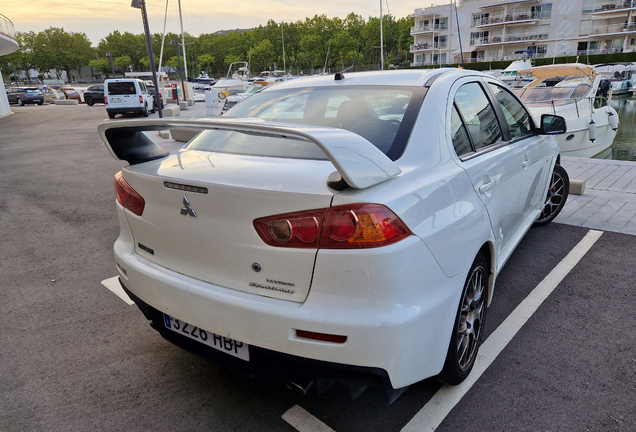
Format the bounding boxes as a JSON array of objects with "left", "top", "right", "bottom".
[{"left": 479, "top": 241, "right": 496, "bottom": 307}]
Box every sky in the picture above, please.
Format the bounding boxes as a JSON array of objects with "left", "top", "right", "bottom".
[{"left": 4, "top": 0, "right": 430, "bottom": 46}]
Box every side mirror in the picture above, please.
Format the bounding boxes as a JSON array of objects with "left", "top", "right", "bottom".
[{"left": 539, "top": 114, "right": 567, "bottom": 134}]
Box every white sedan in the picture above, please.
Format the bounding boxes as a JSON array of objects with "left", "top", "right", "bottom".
[{"left": 98, "top": 68, "right": 569, "bottom": 402}]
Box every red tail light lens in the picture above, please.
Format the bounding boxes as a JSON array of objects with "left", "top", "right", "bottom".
[
  {"left": 254, "top": 204, "right": 410, "bottom": 249},
  {"left": 114, "top": 171, "right": 145, "bottom": 216},
  {"left": 104, "top": 96, "right": 108, "bottom": 105},
  {"left": 254, "top": 209, "right": 326, "bottom": 248},
  {"left": 139, "top": 95, "right": 143, "bottom": 104}
]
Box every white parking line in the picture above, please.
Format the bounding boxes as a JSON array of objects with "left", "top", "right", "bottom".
[
  {"left": 101, "top": 276, "right": 134, "bottom": 305},
  {"left": 282, "top": 405, "right": 336, "bottom": 432},
  {"left": 401, "top": 229, "right": 603, "bottom": 432}
]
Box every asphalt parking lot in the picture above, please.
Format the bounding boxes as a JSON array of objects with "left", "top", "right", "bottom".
[{"left": 1, "top": 103, "right": 634, "bottom": 432}]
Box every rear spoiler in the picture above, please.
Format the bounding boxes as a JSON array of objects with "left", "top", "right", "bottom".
[{"left": 97, "top": 118, "right": 401, "bottom": 189}]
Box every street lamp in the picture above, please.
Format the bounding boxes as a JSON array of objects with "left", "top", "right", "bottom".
[
  {"left": 131, "top": 0, "right": 163, "bottom": 117},
  {"left": 172, "top": 39, "right": 186, "bottom": 103},
  {"left": 106, "top": 53, "right": 116, "bottom": 78}
]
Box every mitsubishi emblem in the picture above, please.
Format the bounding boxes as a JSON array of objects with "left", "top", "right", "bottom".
[{"left": 180, "top": 196, "right": 197, "bottom": 217}]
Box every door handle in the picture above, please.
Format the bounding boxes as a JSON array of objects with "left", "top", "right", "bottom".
[
  {"left": 479, "top": 180, "right": 495, "bottom": 194},
  {"left": 522, "top": 157, "right": 531, "bottom": 169}
]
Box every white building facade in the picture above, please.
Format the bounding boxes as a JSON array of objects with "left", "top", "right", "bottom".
[{"left": 411, "top": 0, "right": 636, "bottom": 66}]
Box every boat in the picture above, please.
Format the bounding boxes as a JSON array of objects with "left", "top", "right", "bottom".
[
  {"left": 593, "top": 62, "right": 635, "bottom": 97},
  {"left": 189, "top": 71, "right": 216, "bottom": 90},
  {"left": 498, "top": 59, "right": 534, "bottom": 88},
  {"left": 513, "top": 63, "right": 619, "bottom": 159},
  {"left": 213, "top": 61, "right": 251, "bottom": 97},
  {"left": 250, "top": 70, "right": 291, "bottom": 86}
]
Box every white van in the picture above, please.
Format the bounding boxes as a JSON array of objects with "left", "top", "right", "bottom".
[{"left": 104, "top": 78, "right": 154, "bottom": 119}]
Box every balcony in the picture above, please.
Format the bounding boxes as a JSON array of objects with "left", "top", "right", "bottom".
[
  {"left": 472, "top": 32, "right": 548, "bottom": 46},
  {"left": 411, "top": 42, "right": 448, "bottom": 52},
  {"left": 0, "top": 14, "right": 18, "bottom": 56},
  {"left": 411, "top": 25, "right": 443, "bottom": 35},
  {"left": 585, "top": 22, "right": 636, "bottom": 35},
  {"left": 584, "top": 0, "right": 636, "bottom": 13}
]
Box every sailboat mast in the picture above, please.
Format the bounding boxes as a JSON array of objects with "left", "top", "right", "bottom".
[
  {"left": 178, "top": 0, "right": 188, "bottom": 81},
  {"left": 281, "top": 23, "right": 286, "bottom": 73},
  {"left": 380, "top": 0, "right": 384, "bottom": 70},
  {"left": 158, "top": 0, "right": 169, "bottom": 75}
]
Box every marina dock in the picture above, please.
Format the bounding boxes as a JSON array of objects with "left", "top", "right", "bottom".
[{"left": 557, "top": 157, "right": 636, "bottom": 235}]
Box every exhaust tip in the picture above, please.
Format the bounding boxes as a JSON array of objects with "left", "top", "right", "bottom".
[{"left": 284, "top": 379, "right": 314, "bottom": 396}]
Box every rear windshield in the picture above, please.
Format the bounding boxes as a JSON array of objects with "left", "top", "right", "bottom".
[
  {"left": 188, "top": 130, "right": 327, "bottom": 160},
  {"left": 108, "top": 82, "right": 137, "bottom": 95},
  {"left": 220, "top": 85, "right": 426, "bottom": 160}
]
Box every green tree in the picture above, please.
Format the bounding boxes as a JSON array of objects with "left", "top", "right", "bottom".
[
  {"left": 113, "top": 55, "right": 132, "bottom": 74},
  {"left": 89, "top": 59, "right": 113, "bottom": 79},
  {"left": 198, "top": 53, "right": 215, "bottom": 73}
]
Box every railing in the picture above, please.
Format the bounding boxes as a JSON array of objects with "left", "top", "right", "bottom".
[
  {"left": 471, "top": 32, "right": 548, "bottom": 45},
  {"left": 411, "top": 25, "right": 441, "bottom": 33},
  {"left": 583, "top": 0, "right": 636, "bottom": 13},
  {"left": 586, "top": 23, "right": 636, "bottom": 35},
  {"left": 0, "top": 13, "right": 17, "bottom": 42},
  {"left": 411, "top": 42, "right": 448, "bottom": 51}
]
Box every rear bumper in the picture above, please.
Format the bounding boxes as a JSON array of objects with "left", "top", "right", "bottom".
[
  {"left": 107, "top": 107, "right": 145, "bottom": 114},
  {"left": 115, "top": 241, "right": 462, "bottom": 390}
]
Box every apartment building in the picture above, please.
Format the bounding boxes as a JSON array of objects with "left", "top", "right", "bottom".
[{"left": 411, "top": 0, "right": 636, "bottom": 66}]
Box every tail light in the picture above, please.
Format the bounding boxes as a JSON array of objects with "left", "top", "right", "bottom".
[
  {"left": 139, "top": 95, "right": 143, "bottom": 104},
  {"left": 105, "top": 96, "right": 108, "bottom": 105},
  {"left": 254, "top": 204, "right": 410, "bottom": 249},
  {"left": 114, "top": 171, "right": 145, "bottom": 216}
]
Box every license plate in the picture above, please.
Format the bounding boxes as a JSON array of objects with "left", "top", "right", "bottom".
[
  {"left": 111, "top": 97, "right": 123, "bottom": 103},
  {"left": 163, "top": 313, "right": 249, "bottom": 361}
]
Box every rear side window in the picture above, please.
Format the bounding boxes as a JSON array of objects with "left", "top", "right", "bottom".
[{"left": 108, "top": 82, "right": 137, "bottom": 95}]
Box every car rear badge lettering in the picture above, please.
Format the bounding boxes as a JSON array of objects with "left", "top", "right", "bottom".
[
  {"left": 266, "top": 279, "right": 295, "bottom": 287},
  {"left": 180, "top": 196, "right": 197, "bottom": 217},
  {"left": 249, "top": 282, "right": 296, "bottom": 294}
]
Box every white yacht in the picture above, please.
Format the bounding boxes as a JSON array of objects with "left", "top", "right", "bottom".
[
  {"left": 593, "top": 62, "right": 636, "bottom": 97},
  {"left": 513, "top": 63, "right": 619, "bottom": 159},
  {"left": 498, "top": 59, "right": 534, "bottom": 88},
  {"left": 213, "top": 61, "right": 250, "bottom": 96}
]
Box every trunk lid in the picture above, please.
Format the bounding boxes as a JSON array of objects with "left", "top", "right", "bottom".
[{"left": 122, "top": 149, "right": 336, "bottom": 302}]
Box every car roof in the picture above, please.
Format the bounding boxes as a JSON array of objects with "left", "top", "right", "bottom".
[{"left": 268, "top": 68, "right": 486, "bottom": 90}]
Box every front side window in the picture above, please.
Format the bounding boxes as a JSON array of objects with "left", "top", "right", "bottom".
[
  {"left": 454, "top": 82, "right": 503, "bottom": 150},
  {"left": 488, "top": 83, "right": 532, "bottom": 139}
]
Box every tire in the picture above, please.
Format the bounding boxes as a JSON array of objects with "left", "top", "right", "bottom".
[
  {"left": 533, "top": 164, "right": 569, "bottom": 227},
  {"left": 17, "top": 98, "right": 24, "bottom": 106},
  {"left": 142, "top": 103, "right": 149, "bottom": 117},
  {"left": 437, "top": 252, "right": 489, "bottom": 385},
  {"left": 85, "top": 96, "right": 94, "bottom": 106},
  {"left": 108, "top": 112, "right": 116, "bottom": 119}
]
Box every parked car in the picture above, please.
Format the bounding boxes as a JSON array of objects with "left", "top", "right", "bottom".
[
  {"left": 83, "top": 84, "right": 105, "bottom": 106},
  {"left": 97, "top": 68, "right": 569, "bottom": 402},
  {"left": 104, "top": 78, "right": 154, "bottom": 118},
  {"left": 6, "top": 87, "right": 44, "bottom": 106}
]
